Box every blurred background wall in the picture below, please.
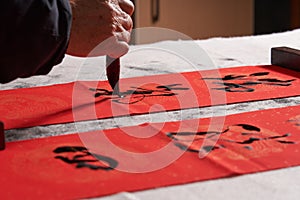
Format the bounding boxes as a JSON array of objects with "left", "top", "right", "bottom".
[{"left": 132, "top": 0, "right": 300, "bottom": 44}]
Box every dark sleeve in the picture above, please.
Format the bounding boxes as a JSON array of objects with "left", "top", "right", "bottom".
[{"left": 0, "top": 0, "right": 72, "bottom": 83}]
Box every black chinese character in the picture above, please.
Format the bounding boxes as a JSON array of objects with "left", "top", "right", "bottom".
[
  {"left": 90, "top": 84, "right": 189, "bottom": 104},
  {"left": 53, "top": 146, "right": 118, "bottom": 171},
  {"left": 203, "top": 72, "right": 295, "bottom": 92}
]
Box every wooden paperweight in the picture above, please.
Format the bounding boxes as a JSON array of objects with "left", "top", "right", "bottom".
[
  {"left": 0, "top": 121, "right": 5, "bottom": 150},
  {"left": 271, "top": 47, "right": 300, "bottom": 71}
]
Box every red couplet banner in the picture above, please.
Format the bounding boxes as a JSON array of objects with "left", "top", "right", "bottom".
[
  {"left": 0, "top": 105, "right": 300, "bottom": 199},
  {"left": 0, "top": 65, "right": 299, "bottom": 129}
]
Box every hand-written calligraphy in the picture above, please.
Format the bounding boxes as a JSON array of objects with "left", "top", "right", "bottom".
[
  {"left": 90, "top": 84, "right": 189, "bottom": 104},
  {"left": 53, "top": 146, "right": 118, "bottom": 171},
  {"left": 202, "top": 72, "right": 295, "bottom": 92}
]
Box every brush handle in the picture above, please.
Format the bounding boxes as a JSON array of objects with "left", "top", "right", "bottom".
[{"left": 106, "top": 56, "right": 120, "bottom": 94}]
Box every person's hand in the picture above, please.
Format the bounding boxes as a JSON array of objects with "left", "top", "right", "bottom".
[{"left": 67, "top": 0, "right": 134, "bottom": 58}]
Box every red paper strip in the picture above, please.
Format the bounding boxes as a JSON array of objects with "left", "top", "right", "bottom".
[
  {"left": 1, "top": 105, "right": 300, "bottom": 199},
  {"left": 1, "top": 65, "right": 300, "bottom": 129}
]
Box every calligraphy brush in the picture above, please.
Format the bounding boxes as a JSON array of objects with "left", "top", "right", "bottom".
[{"left": 106, "top": 56, "right": 121, "bottom": 96}]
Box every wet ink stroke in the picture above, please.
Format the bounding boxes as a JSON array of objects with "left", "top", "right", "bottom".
[{"left": 90, "top": 84, "right": 189, "bottom": 104}]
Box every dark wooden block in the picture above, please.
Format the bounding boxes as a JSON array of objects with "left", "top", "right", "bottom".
[
  {"left": 0, "top": 121, "right": 4, "bottom": 150},
  {"left": 271, "top": 47, "right": 300, "bottom": 71}
]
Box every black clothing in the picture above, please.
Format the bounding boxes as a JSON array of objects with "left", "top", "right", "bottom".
[{"left": 0, "top": 0, "right": 72, "bottom": 83}]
